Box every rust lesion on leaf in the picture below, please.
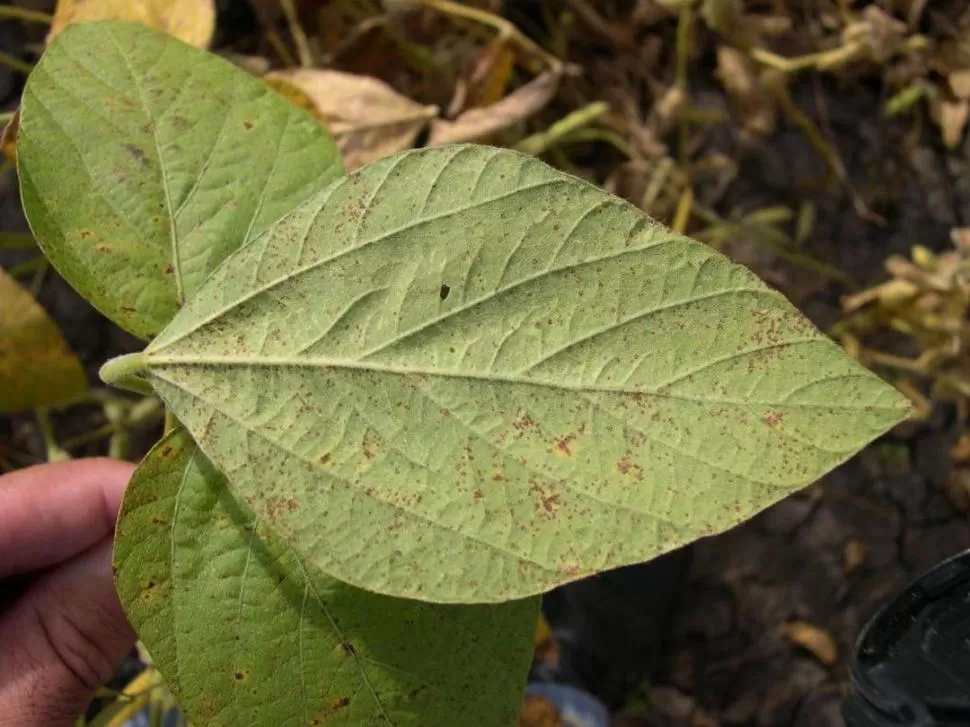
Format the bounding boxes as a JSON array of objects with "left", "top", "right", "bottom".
[
  {"left": 530, "top": 479, "right": 561, "bottom": 518},
  {"left": 553, "top": 434, "right": 575, "bottom": 457},
  {"left": 513, "top": 412, "right": 536, "bottom": 430},
  {"left": 121, "top": 143, "right": 150, "bottom": 169},
  {"left": 310, "top": 696, "right": 351, "bottom": 724},
  {"left": 763, "top": 410, "right": 784, "bottom": 428}
]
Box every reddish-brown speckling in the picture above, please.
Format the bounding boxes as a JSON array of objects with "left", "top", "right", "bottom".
[
  {"left": 96, "top": 244, "right": 111, "bottom": 253},
  {"left": 530, "top": 480, "right": 561, "bottom": 517},
  {"left": 164, "top": 263, "right": 174, "bottom": 274},
  {"left": 440, "top": 407, "right": 451, "bottom": 417},
  {"left": 310, "top": 697, "right": 351, "bottom": 723},
  {"left": 242, "top": 120, "right": 253, "bottom": 130},
  {"left": 513, "top": 413, "right": 536, "bottom": 430},
  {"left": 473, "top": 488, "right": 484, "bottom": 501},
  {"left": 763, "top": 411, "right": 784, "bottom": 428},
  {"left": 554, "top": 435, "right": 575, "bottom": 456},
  {"left": 319, "top": 452, "right": 332, "bottom": 465},
  {"left": 492, "top": 471, "right": 505, "bottom": 482},
  {"left": 617, "top": 457, "right": 633, "bottom": 474}
]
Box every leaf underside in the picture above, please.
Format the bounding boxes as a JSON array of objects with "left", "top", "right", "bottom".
[
  {"left": 17, "top": 20, "right": 342, "bottom": 340},
  {"left": 137, "top": 144, "right": 911, "bottom": 603},
  {"left": 115, "top": 430, "right": 537, "bottom": 727}
]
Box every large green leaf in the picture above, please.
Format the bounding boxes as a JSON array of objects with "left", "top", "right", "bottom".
[
  {"left": 17, "top": 20, "right": 342, "bottom": 340},
  {"left": 114, "top": 429, "right": 537, "bottom": 726},
  {"left": 108, "top": 145, "right": 911, "bottom": 603}
]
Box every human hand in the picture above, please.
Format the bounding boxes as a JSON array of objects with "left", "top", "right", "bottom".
[{"left": 0, "top": 458, "right": 136, "bottom": 726}]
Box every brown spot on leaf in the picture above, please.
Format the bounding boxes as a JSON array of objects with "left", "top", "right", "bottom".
[
  {"left": 554, "top": 435, "right": 575, "bottom": 457},
  {"left": 319, "top": 452, "right": 332, "bottom": 465},
  {"left": 763, "top": 411, "right": 784, "bottom": 428},
  {"left": 310, "top": 697, "right": 351, "bottom": 724},
  {"left": 513, "top": 413, "right": 536, "bottom": 430},
  {"left": 242, "top": 120, "right": 254, "bottom": 130},
  {"left": 121, "top": 143, "right": 150, "bottom": 169},
  {"left": 164, "top": 263, "right": 174, "bottom": 274},
  {"left": 341, "top": 641, "right": 356, "bottom": 657},
  {"left": 530, "top": 480, "right": 561, "bottom": 517}
]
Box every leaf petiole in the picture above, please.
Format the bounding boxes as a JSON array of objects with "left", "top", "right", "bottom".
[{"left": 100, "top": 352, "right": 153, "bottom": 395}]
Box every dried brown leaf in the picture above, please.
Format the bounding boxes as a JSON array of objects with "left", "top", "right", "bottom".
[
  {"left": 0, "top": 268, "right": 86, "bottom": 413},
  {"left": 519, "top": 694, "right": 563, "bottom": 727},
  {"left": 782, "top": 621, "right": 838, "bottom": 665},
  {"left": 49, "top": 0, "right": 215, "bottom": 48},
  {"left": 932, "top": 96, "right": 970, "bottom": 149},
  {"left": 949, "top": 69, "right": 970, "bottom": 101},
  {"left": 429, "top": 68, "right": 561, "bottom": 146},
  {"left": 265, "top": 69, "right": 438, "bottom": 170},
  {"left": 1, "top": 109, "right": 18, "bottom": 162}
]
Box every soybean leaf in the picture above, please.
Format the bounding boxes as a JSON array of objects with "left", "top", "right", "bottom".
[
  {"left": 114, "top": 145, "right": 911, "bottom": 603},
  {"left": 0, "top": 267, "right": 86, "bottom": 412},
  {"left": 18, "top": 21, "right": 342, "bottom": 340},
  {"left": 49, "top": 0, "right": 216, "bottom": 49},
  {"left": 114, "top": 429, "right": 537, "bottom": 726}
]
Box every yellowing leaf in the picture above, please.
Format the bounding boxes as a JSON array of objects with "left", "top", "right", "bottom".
[
  {"left": 265, "top": 69, "right": 439, "bottom": 170},
  {"left": 0, "top": 267, "right": 86, "bottom": 412},
  {"left": 49, "top": 0, "right": 215, "bottom": 48},
  {"left": 111, "top": 146, "right": 911, "bottom": 604},
  {"left": 19, "top": 22, "right": 342, "bottom": 340},
  {"left": 115, "top": 430, "right": 538, "bottom": 727},
  {"left": 429, "top": 69, "right": 561, "bottom": 146}
]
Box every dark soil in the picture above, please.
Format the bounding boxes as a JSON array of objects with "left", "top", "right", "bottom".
[{"left": 2, "top": 3, "right": 970, "bottom": 726}]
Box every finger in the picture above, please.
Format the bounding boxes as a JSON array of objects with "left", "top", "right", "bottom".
[
  {"left": 0, "top": 539, "right": 136, "bottom": 726},
  {"left": 0, "top": 458, "right": 135, "bottom": 578}
]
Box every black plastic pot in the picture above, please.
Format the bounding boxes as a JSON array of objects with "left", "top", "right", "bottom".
[
  {"left": 843, "top": 548, "right": 970, "bottom": 727},
  {"left": 531, "top": 544, "right": 692, "bottom": 709}
]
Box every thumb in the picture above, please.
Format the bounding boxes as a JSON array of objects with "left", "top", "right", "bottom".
[{"left": 0, "top": 539, "right": 136, "bottom": 726}]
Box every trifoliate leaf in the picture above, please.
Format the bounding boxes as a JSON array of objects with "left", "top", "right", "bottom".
[
  {"left": 109, "top": 145, "right": 911, "bottom": 603},
  {"left": 18, "top": 21, "right": 342, "bottom": 339},
  {"left": 114, "top": 429, "right": 537, "bottom": 726}
]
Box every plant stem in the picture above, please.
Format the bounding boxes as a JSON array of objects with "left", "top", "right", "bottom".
[
  {"left": 0, "top": 51, "right": 31, "bottom": 75},
  {"left": 514, "top": 102, "right": 611, "bottom": 156},
  {"left": 0, "top": 6, "right": 52, "bottom": 24},
  {"left": 34, "top": 407, "right": 71, "bottom": 461},
  {"left": 387, "top": 0, "right": 561, "bottom": 72},
  {"left": 280, "top": 0, "right": 314, "bottom": 67},
  {"left": 0, "top": 231, "right": 36, "bottom": 249}
]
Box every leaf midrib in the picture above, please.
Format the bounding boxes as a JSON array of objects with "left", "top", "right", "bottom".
[{"left": 144, "top": 351, "right": 896, "bottom": 412}]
